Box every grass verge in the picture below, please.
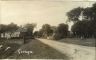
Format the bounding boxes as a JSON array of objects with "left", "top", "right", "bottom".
[{"left": 8, "top": 39, "right": 69, "bottom": 59}]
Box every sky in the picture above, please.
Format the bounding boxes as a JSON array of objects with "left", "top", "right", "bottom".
[{"left": 0, "top": 0, "right": 95, "bottom": 31}]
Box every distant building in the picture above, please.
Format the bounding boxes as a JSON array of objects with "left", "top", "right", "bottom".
[{"left": 1, "top": 27, "right": 27, "bottom": 39}]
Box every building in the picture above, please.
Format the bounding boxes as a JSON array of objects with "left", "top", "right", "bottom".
[{"left": 1, "top": 27, "right": 27, "bottom": 39}]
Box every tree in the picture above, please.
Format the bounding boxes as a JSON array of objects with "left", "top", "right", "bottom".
[
  {"left": 38, "top": 29, "right": 44, "bottom": 38},
  {"left": 71, "top": 20, "right": 92, "bottom": 38},
  {"left": 0, "top": 24, "right": 8, "bottom": 38},
  {"left": 67, "top": 7, "right": 84, "bottom": 22},
  {"left": 7, "top": 22, "right": 19, "bottom": 32},
  {"left": 53, "top": 23, "right": 68, "bottom": 40},
  {"left": 67, "top": 3, "right": 96, "bottom": 38},
  {"left": 24, "top": 23, "right": 36, "bottom": 32},
  {"left": 91, "top": 3, "right": 96, "bottom": 21},
  {"left": 51, "top": 26, "right": 57, "bottom": 34},
  {"left": 0, "top": 24, "right": 7, "bottom": 33},
  {"left": 83, "top": 7, "right": 93, "bottom": 20},
  {"left": 41, "top": 24, "right": 53, "bottom": 38},
  {"left": 23, "top": 23, "right": 36, "bottom": 36},
  {"left": 34, "top": 31, "right": 39, "bottom": 38},
  {"left": 0, "top": 23, "right": 19, "bottom": 38}
]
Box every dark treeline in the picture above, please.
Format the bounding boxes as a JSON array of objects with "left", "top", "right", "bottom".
[
  {"left": 0, "top": 23, "right": 19, "bottom": 33},
  {"left": 34, "top": 3, "right": 96, "bottom": 40},
  {"left": 67, "top": 3, "right": 96, "bottom": 38},
  {"left": 34, "top": 23, "right": 68, "bottom": 40},
  {"left": 0, "top": 22, "right": 36, "bottom": 39}
]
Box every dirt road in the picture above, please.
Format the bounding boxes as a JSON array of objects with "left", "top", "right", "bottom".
[{"left": 38, "top": 39, "right": 96, "bottom": 60}]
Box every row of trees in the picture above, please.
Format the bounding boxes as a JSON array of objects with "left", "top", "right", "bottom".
[
  {"left": 67, "top": 3, "right": 96, "bottom": 38},
  {"left": 0, "top": 22, "right": 68, "bottom": 40},
  {"left": 0, "top": 23, "right": 69, "bottom": 40},
  {"left": 0, "top": 23, "right": 19, "bottom": 33},
  {"left": 34, "top": 23, "right": 68, "bottom": 40},
  {"left": 34, "top": 3, "right": 96, "bottom": 39}
]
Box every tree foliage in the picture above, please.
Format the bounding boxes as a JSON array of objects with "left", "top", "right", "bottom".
[
  {"left": 67, "top": 3, "right": 96, "bottom": 38},
  {"left": 71, "top": 20, "right": 91, "bottom": 38},
  {"left": 40, "top": 24, "right": 53, "bottom": 38},
  {"left": 0, "top": 23, "right": 19, "bottom": 33},
  {"left": 53, "top": 23, "right": 68, "bottom": 40},
  {"left": 7, "top": 23, "right": 19, "bottom": 32},
  {"left": 0, "top": 24, "right": 8, "bottom": 33},
  {"left": 67, "top": 7, "right": 84, "bottom": 22},
  {"left": 23, "top": 23, "right": 36, "bottom": 37},
  {"left": 24, "top": 23, "right": 36, "bottom": 32}
]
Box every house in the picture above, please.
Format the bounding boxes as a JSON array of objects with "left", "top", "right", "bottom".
[{"left": 1, "top": 27, "right": 27, "bottom": 39}]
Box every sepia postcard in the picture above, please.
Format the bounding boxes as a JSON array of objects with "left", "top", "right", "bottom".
[{"left": 0, "top": 0, "right": 96, "bottom": 60}]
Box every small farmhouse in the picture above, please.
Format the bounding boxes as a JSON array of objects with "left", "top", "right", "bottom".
[{"left": 1, "top": 27, "right": 27, "bottom": 39}]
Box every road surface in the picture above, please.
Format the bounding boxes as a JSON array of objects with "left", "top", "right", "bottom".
[{"left": 38, "top": 38, "right": 96, "bottom": 60}]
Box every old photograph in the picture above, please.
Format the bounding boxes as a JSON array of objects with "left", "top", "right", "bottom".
[{"left": 0, "top": 0, "right": 96, "bottom": 60}]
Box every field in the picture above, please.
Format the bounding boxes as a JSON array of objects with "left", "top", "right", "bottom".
[{"left": 0, "top": 39, "right": 23, "bottom": 59}]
